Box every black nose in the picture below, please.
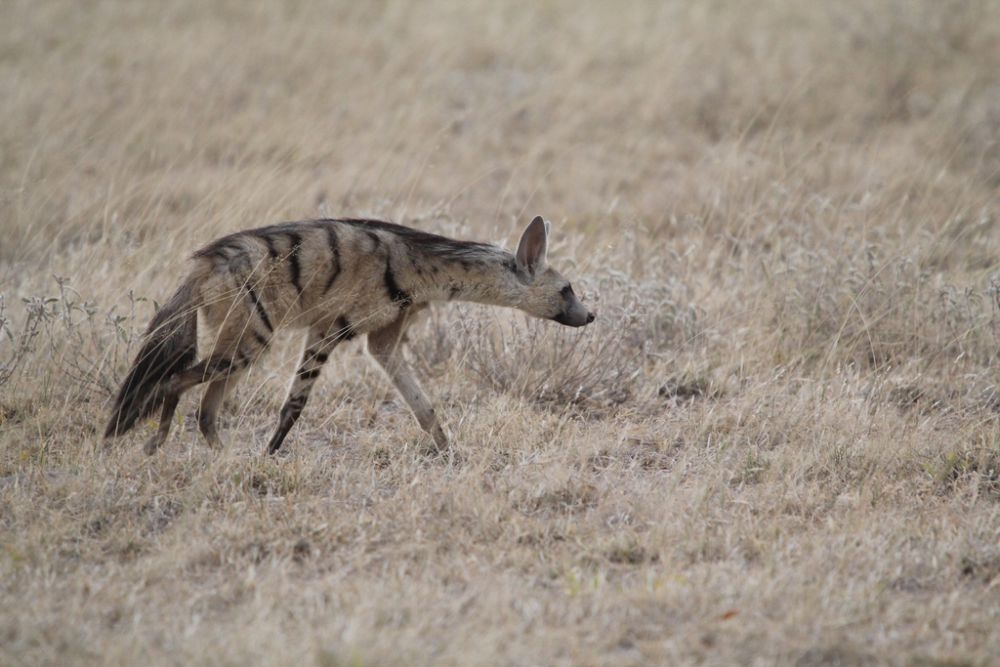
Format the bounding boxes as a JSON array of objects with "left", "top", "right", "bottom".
[{"left": 586, "top": 312, "right": 595, "bottom": 324}]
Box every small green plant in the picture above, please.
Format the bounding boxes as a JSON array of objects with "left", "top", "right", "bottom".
[{"left": 0, "top": 278, "right": 150, "bottom": 406}]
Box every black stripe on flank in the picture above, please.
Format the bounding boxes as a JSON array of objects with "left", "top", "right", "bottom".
[
  {"left": 197, "top": 222, "right": 310, "bottom": 262},
  {"left": 364, "top": 230, "right": 381, "bottom": 251},
  {"left": 285, "top": 231, "right": 304, "bottom": 296},
  {"left": 384, "top": 260, "right": 412, "bottom": 307},
  {"left": 252, "top": 331, "right": 270, "bottom": 348},
  {"left": 335, "top": 316, "right": 356, "bottom": 341},
  {"left": 246, "top": 286, "right": 273, "bottom": 332},
  {"left": 323, "top": 226, "right": 341, "bottom": 293},
  {"left": 256, "top": 231, "right": 279, "bottom": 260}
]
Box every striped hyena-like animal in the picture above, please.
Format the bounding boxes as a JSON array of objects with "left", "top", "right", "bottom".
[{"left": 105, "top": 216, "right": 595, "bottom": 455}]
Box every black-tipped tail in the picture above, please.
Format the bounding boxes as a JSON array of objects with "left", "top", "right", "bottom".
[{"left": 105, "top": 280, "right": 198, "bottom": 438}]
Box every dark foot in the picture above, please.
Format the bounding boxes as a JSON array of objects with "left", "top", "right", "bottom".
[{"left": 143, "top": 433, "right": 166, "bottom": 455}]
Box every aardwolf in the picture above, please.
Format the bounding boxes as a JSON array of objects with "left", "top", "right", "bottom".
[{"left": 105, "top": 216, "right": 595, "bottom": 454}]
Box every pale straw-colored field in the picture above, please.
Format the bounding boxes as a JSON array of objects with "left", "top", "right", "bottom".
[{"left": 3, "top": 1, "right": 1000, "bottom": 664}]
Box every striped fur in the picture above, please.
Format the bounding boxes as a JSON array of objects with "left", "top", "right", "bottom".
[{"left": 105, "top": 216, "right": 594, "bottom": 454}]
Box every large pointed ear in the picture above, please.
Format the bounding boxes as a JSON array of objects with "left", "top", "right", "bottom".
[{"left": 516, "top": 215, "right": 549, "bottom": 276}]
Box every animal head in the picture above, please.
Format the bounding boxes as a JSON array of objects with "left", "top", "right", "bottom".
[{"left": 514, "top": 216, "right": 595, "bottom": 328}]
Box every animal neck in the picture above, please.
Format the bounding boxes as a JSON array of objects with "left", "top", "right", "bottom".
[{"left": 409, "top": 247, "right": 524, "bottom": 309}]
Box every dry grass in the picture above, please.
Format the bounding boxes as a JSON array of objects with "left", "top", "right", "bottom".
[{"left": 3, "top": 1, "right": 1000, "bottom": 664}]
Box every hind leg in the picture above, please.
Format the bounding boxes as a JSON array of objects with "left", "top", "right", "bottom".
[
  {"left": 198, "top": 370, "right": 245, "bottom": 448},
  {"left": 139, "top": 356, "right": 246, "bottom": 456},
  {"left": 143, "top": 393, "right": 180, "bottom": 455},
  {"left": 166, "top": 319, "right": 268, "bottom": 397},
  {"left": 150, "top": 331, "right": 266, "bottom": 452}
]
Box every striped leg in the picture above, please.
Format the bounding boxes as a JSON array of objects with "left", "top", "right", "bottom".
[
  {"left": 367, "top": 314, "right": 449, "bottom": 450},
  {"left": 197, "top": 369, "right": 246, "bottom": 448},
  {"left": 144, "top": 348, "right": 253, "bottom": 455},
  {"left": 143, "top": 393, "right": 180, "bottom": 455},
  {"left": 169, "top": 352, "right": 253, "bottom": 394},
  {"left": 145, "top": 343, "right": 260, "bottom": 453},
  {"left": 266, "top": 327, "right": 339, "bottom": 454}
]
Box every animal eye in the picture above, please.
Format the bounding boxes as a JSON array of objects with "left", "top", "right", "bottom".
[{"left": 560, "top": 284, "right": 574, "bottom": 298}]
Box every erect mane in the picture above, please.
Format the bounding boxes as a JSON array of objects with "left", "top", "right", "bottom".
[{"left": 327, "top": 218, "right": 504, "bottom": 262}]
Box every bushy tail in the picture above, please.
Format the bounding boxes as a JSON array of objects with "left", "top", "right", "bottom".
[{"left": 105, "top": 278, "right": 199, "bottom": 438}]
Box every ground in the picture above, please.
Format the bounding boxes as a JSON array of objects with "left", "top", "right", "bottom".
[{"left": 2, "top": 1, "right": 1000, "bottom": 665}]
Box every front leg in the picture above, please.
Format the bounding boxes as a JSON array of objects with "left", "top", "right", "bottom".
[
  {"left": 266, "top": 325, "right": 342, "bottom": 455},
  {"left": 367, "top": 314, "right": 449, "bottom": 449}
]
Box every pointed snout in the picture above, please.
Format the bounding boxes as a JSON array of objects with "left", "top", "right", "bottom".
[{"left": 554, "top": 308, "right": 596, "bottom": 327}]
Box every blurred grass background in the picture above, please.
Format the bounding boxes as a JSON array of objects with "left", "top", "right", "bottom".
[{"left": 3, "top": 1, "right": 1000, "bottom": 665}]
